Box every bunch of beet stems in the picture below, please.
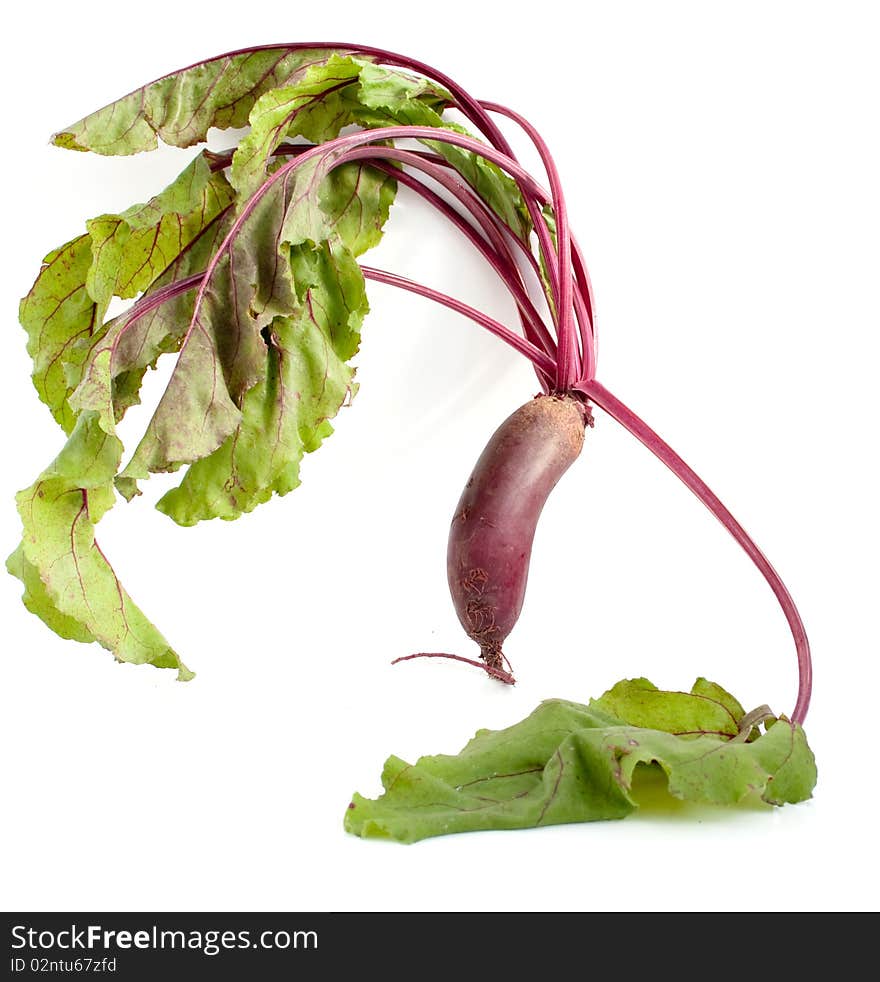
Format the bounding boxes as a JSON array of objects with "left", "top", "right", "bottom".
[{"left": 112, "top": 42, "right": 812, "bottom": 724}]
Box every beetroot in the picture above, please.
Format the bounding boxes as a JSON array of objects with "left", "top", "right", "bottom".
[{"left": 447, "top": 395, "right": 588, "bottom": 673}]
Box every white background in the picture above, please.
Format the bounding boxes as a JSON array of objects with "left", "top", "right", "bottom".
[{"left": 1, "top": 1, "right": 877, "bottom": 913}]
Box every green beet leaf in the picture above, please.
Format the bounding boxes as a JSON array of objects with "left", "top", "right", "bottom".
[
  {"left": 230, "top": 55, "right": 372, "bottom": 198},
  {"left": 6, "top": 544, "right": 96, "bottom": 645},
  {"left": 345, "top": 679, "right": 817, "bottom": 843},
  {"left": 10, "top": 406, "right": 191, "bottom": 680},
  {"left": 107, "top": 200, "right": 237, "bottom": 431},
  {"left": 155, "top": 304, "right": 354, "bottom": 525},
  {"left": 52, "top": 47, "right": 367, "bottom": 155},
  {"left": 85, "top": 154, "right": 233, "bottom": 305},
  {"left": 19, "top": 233, "right": 107, "bottom": 435},
  {"left": 589, "top": 676, "right": 744, "bottom": 738},
  {"left": 19, "top": 152, "right": 234, "bottom": 434}
]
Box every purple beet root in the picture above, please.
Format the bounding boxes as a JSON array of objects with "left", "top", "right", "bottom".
[{"left": 447, "top": 394, "right": 588, "bottom": 674}]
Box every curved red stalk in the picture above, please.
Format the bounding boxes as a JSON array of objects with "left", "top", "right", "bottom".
[
  {"left": 108, "top": 265, "right": 551, "bottom": 394},
  {"left": 265, "top": 113, "right": 593, "bottom": 383},
  {"left": 343, "top": 43, "right": 569, "bottom": 331},
  {"left": 382, "top": 165, "right": 552, "bottom": 379},
  {"left": 575, "top": 379, "right": 812, "bottom": 724},
  {"left": 361, "top": 266, "right": 556, "bottom": 374},
  {"left": 108, "top": 265, "right": 556, "bottom": 399},
  {"left": 344, "top": 147, "right": 557, "bottom": 367},
  {"left": 366, "top": 148, "right": 555, "bottom": 291},
  {"left": 480, "top": 100, "right": 580, "bottom": 389},
  {"left": 105, "top": 272, "right": 206, "bottom": 370},
  {"left": 209, "top": 142, "right": 555, "bottom": 369},
  {"left": 264, "top": 143, "right": 554, "bottom": 327},
  {"left": 482, "top": 101, "right": 597, "bottom": 381},
  {"left": 570, "top": 242, "right": 598, "bottom": 379},
  {"left": 369, "top": 164, "right": 552, "bottom": 394}
]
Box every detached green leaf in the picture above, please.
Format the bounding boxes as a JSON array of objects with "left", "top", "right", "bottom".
[
  {"left": 345, "top": 679, "right": 817, "bottom": 843},
  {"left": 590, "top": 677, "right": 742, "bottom": 737},
  {"left": 690, "top": 677, "right": 747, "bottom": 721}
]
